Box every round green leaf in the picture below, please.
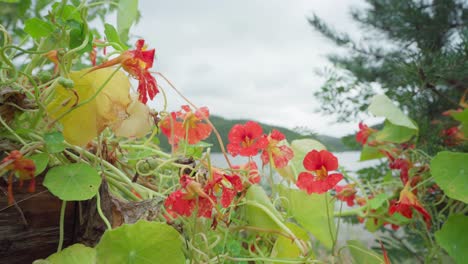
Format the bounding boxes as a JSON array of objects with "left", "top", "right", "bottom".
[
  {"left": 244, "top": 185, "right": 283, "bottom": 231},
  {"left": 46, "top": 244, "right": 96, "bottom": 264},
  {"left": 28, "top": 153, "right": 49, "bottom": 176},
  {"left": 347, "top": 240, "right": 384, "bottom": 264},
  {"left": 278, "top": 185, "right": 335, "bottom": 249},
  {"left": 96, "top": 220, "right": 185, "bottom": 264},
  {"left": 43, "top": 163, "right": 101, "bottom": 201},
  {"left": 375, "top": 121, "right": 418, "bottom": 143},
  {"left": 431, "top": 151, "right": 468, "bottom": 203},
  {"left": 44, "top": 132, "right": 66, "bottom": 153},
  {"left": 271, "top": 222, "right": 314, "bottom": 262},
  {"left": 368, "top": 94, "right": 417, "bottom": 130},
  {"left": 435, "top": 215, "right": 468, "bottom": 264},
  {"left": 24, "top": 18, "right": 55, "bottom": 39}
]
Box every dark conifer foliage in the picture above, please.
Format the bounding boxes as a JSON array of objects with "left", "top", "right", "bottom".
[{"left": 310, "top": 0, "right": 468, "bottom": 152}]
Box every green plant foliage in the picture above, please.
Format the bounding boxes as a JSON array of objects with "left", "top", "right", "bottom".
[
  {"left": 117, "top": 0, "right": 139, "bottom": 43},
  {"left": 44, "top": 132, "right": 65, "bottom": 154},
  {"left": 271, "top": 222, "right": 313, "bottom": 262},
  {"left": 24, "top": 17, "right": 55, "bottom": 38},
  {"left": 375, "top": 121, "right": 418, "bottom": 143},
  {"left": 95, "top": 220, "right": 185, "bottom": 264},
  {"left": 368, "top": 95, "right": 418, "bottom": 130},
  {"left": 278, "top": 185, "right": 335, "bottom": 249},
  {"left": 244, "top": 184, "right": 283, "bottom": 230},
  {"left": 43, "top": 163, "right": 101, "bottom": 201},
  {"left": 368, "top": 193, "right": 390, "bottom": 210},
  {"left": 360, "top": 145, "right": 384, "bottom": 161},
  {"left": 45, "top": 244, "right": 96, "bottom": 264},
  {"left": 104, "top": 23, "right": 126, "bottom": 50},
  {"left": 431, "top": 151, "right": 468, "bottom": 203},
  {"left": 347, "top": 240, "right": 384, "bottom": 264},
  {"left": 435, "top": 215, "right": 468, "bottom": 264},
  {"left": 28, "top": 153, "right": 49, "bottom": 176},
  {"left": 451, "top": 108, "right": 468, "bottom": 135}
]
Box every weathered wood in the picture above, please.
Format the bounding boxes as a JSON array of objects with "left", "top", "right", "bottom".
[
  {"left": 0, "top": 175, "right": 164, "bottom": 263},
  {"left": 0, "top": 176, "right": 76, "bottom": 264}
]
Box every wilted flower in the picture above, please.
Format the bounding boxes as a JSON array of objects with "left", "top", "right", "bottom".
[
  {"left": 260, "top": 129, "right": 294, "bottom": 168},
  {"left": 90, "top": 39, "right": 158, "bottom": 104}
]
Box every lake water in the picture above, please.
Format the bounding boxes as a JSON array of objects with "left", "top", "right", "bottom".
[
  {"left": 209, "top": 151, "right": 380, "bottom": 174},
  {"left": 210, "top": 151, "right": 385, "bottom": 248}
]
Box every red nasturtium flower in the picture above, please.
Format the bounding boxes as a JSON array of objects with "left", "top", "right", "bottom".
[
  {"left": 389, "top": 158, "right": 411, "bottom": 184},
  {"left": 160, "top": 105, "right": 212, "bottom": 146},
  {"left": 296, "top": 150, "right": 343, "bottom": 194},
  {"left": 1, "top": 150, "right": 36, "bottom": 205},
  {"left": 227, "top": 121, "right": 268, "bottom": 157},
  {"left": 334, "top": 184, "right": 357, "bottom": 206},
  {"left": 356, "top": 122, "right": 377, "bottom": 145},
  {"left": 90, "top": 39, "right": 158, "bottom": 104},
  {"left": 164, "top": 172, "right": 244, "bottom": 219},
  {"left": 233, "top": 161, "right": 261, "bottom": 184},
  {"left": 164, "top": 175, "right": 214, "bottom": 218},
  {"left": 260, "top": 129, "right": 294, "bottom": 168},
  {"left": 389, "top": 183, "right": 431, "bottom": 228},
  {"left": 441, "top": 126, "right": 464, "bottom": 146}
]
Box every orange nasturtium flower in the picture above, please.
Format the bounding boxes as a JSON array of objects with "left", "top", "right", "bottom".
[
  {"left": 90, "top": 39, "right": 158, "bottom": 104},
  {"left": 1, "top": 150, "right": 36, "bottom": 205},
  {"left": 389, "top": 182, "right": 431, "bottom": 228},
  {"left": 47, "top": 68, "right": 152, "bottom": 146}
]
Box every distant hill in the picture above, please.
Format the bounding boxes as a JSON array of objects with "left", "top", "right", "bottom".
[{"left": 158, "top": 115, "right": 351, "bottom": 152}]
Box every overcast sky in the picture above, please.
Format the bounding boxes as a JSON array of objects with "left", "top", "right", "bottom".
[{"left": 131, "top": 0, "right": 374, "bottom": 137}]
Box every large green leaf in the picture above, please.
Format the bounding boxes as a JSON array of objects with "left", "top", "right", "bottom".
[
  {"left": 360, "top": 145, "right": 384, "bottom": 161},
  {"left": 43, "top": 163, "right": 101, "bottom": 201},
  {"left": 24, "top": 18, "right": 55, "bottom": 39},
  {"left": 271, "top": 222, "right": 314, "bottom": 262},
  {"left": 435, "top": 215, "right": 468, "bottom": 264},
  {"left": 244, "top": 185, "right": 283, "bottom": 230},
  {"left": 430, "top": 151, "right": 468, "bottom": 203},
  {"left": 375, "top": 121, "right": 418, "bottom": 143},
  {"left": 347, "top": 240, "right": 384, "bottom": 264},
  {"left": 451, "top": 108, "right": 468, "bottom": 136},
  {"left": 44, "top": 132, "right": 65, "bottom": 153},
  {"left": 368, "top": 94, "right": 417, "bottom": 130},
  {"left": 117, "top": 0, "right": 139, "bottom": 43},
  {"left": 290, "top": 138, "right": 326, "bottom": 172},
  {"left": 278, "top": 185, "right": 335, "bottom": 249},
  {"left": 46, "top": 244, "right": 96, "bottom": 264},
  {"left": 28, "top": 153, "right": 49, "bottom": 176},
  {"left": 104, "top": 23, "right": 127, "bottom": 50},
  {"left": 96, "top": 220, "right": 185, "bottom": 264}
]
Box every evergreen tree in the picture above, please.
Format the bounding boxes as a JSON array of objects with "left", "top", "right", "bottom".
[{"left": 310, "top": 0, "right": 468, "bottom": 153}]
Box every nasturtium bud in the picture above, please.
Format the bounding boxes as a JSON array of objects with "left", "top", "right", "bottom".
[
  {"left": 58, "top": 77, "right": 75, "bottom": 88},
  {"left": 37, "top": 71, "right": 52, "bottom": 82}
]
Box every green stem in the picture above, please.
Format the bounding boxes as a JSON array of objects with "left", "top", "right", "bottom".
[
  {"left": 57, "top": 200, "right": 66, "bottom": 252},
  {"left": 96, "top": 191, "right": 112, "bottom": 230},
  {"left": 245, "top": 201, "right": 308, "bottom": 255},
  {"left": 0, "top": 114, "right": 27, "bottom": 145},
  {"left": 325, "top": 194, "right": 336, "bottom": 254}
]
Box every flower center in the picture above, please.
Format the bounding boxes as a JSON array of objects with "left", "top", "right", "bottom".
[
  {"left": 316, "top": 165, "right": 328, "bottom": 180},
  {"left": 241, "top": 136, "right": 254, "bottom": 148}
]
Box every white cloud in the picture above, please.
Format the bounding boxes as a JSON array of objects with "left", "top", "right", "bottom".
[{"left": 130, "top": 0, "right": 374, "bottom": 137}]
